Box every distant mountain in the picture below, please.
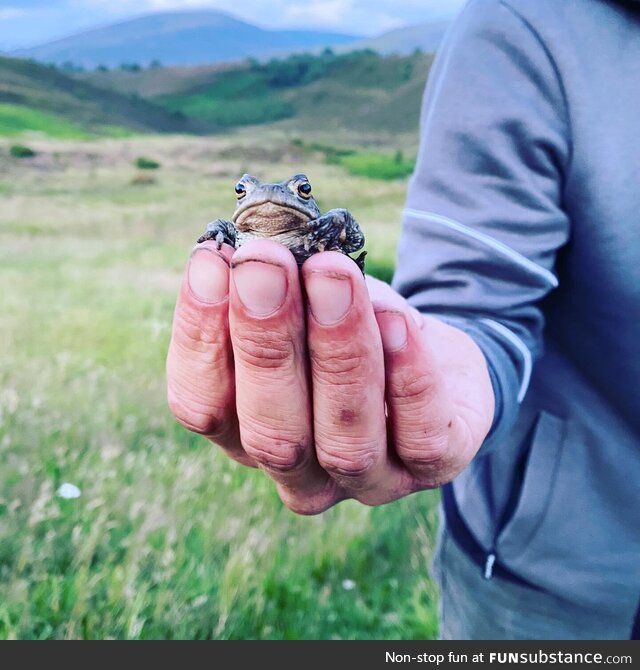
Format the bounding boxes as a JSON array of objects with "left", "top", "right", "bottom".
[
  {"left": 0, "top": 55, "right": 208, "bottom": 136},
  {"left": 350, "top": 20, "right": 452, "bottom": 55},
  {"left": 13, "top": 11, "right": 360, "bottom": 69}
]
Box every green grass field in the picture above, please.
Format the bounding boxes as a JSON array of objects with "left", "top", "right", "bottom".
[
  {"left": 0, "top": 134, "right": 440, "bottom": 640},
  {"left": 0, "top": 56, "right": 207, "bottom": 137},
  {"left": 0, "top": 104, "right": 90, "bottom": 139}
]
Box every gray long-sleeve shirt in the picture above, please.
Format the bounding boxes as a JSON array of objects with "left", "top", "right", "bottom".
[{"left": 393, "top": 0, "right": 640, "bottom": 635}]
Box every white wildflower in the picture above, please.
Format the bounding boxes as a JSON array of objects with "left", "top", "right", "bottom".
[
  {"left": 341, "top": 579, "right": 356, "bottom": 591},
  {"left": 57, "top": 482, "right": 81, "bottom": 499}
]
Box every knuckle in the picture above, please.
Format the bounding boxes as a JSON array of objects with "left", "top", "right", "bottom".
[
  {"left": 241, "top": 423, "right": 307, "bottom": 472},
  {"left": 250, "top": 448, "right": 305, "bottom": 473},
  {"left": 412, "top": 464, "right": 457, "bottom": 490},
  {"left": 173, "top": 303, "right": 226, "bottom": 349},
  {"left": 233, "top": 330, "right": 293, "bottom": 369},
  {"left": 316, "top": 445, "right": 377, "bottom": 479},
  {"left": 167, "top": 391, "right": 226, "bottom": 438},
  {"left": 389, "top": 369, "right": 440, "bottom": 404},
  {"left": 397, "top": 435, "right": 450, "bottom": 470},
  {"left": 400, "top": 444, "right": 448, "bottom": 468},
  {"left": 310, "top": 344, "right": 366, "bottom": 380},
  {"left": 278, "top": 490, "right": 337, "bottom": 516}
]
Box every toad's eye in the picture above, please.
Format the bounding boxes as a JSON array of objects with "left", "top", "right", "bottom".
[
  {"left": 297, "top": 182, "right": 312, "bottom": 199},
  {"left": 235, "top": 183, "right": 246, "bottom": 199}
]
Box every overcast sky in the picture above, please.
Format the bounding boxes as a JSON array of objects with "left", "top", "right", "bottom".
[{"left": 0, "top": 0, "right": 466, "bottom": 50}]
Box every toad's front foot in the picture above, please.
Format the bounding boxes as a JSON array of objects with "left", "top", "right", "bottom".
[
  {"left": 305, "top": 208, "right": 366, "bottom": 271},
  {"left": 197, "top": 219, "right": 237, "bottom": 249},
  {"left": 353, "top": 251, "right": 367, "bottom": 274}
]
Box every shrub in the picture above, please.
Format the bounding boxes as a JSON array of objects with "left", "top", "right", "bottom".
[
  {"left": 10, "top": 144, "right": 36, "bottom": 158},
  {"left": 337, "top": 151, "right": 415, "bottom": 180},
  {"left": 130, "top": 173, "right": 157, "bottom": 186},
  {"left": 299, "top": 142, "right": 415, "bottom": 181},
  {"left": 135, "top": 157, "right": 161, "bottom": 170}
]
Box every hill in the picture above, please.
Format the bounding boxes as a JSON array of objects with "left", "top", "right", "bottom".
[
  {"left": 82, "top": 50, "right": 434, "bottom": 134},
  {"left": 14, "top": 11, "right": 359, "bottom": 69},
  {"left": 0, "top": 56, "right": 208, "bottom": 137},
  {"left": 351, "top": 20, "right": 451, "bottom": 55},
  {"left": 75, "top": 62, "right": 236, "bottom": 99}
]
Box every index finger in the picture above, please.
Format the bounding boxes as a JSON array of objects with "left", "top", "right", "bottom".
[{"left": 166, "top": 241, "right": 250, "bottom": 464}]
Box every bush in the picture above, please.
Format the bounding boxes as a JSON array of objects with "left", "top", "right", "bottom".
[
  {"left": 337, "top": 151, "right": 415, "bottom": 180},
  {"left": 130, "top": 173, "right": 157, "bottom": 186},
  {"left": 299, "top": 142, "right": 415, "bottom": 180},
  {"left": 134, "top": 157, "right": 161, "bottom": 170},
  {"left": 10, "top": 144, "right": 36, "bottom": 158},
  {"left": 250, "top": 51, "right": 340, "bottom": 88},
  {"left": 298, "top": 141, "right": 356, "bottom": 162}
]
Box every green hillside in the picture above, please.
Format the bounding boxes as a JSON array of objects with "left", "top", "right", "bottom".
[
  {"left": 0, "top": 56, "right": 209, "bottom": 137},
  {"left": 2, "top": 50, "right": 432, "bottom": 141},
  {"left": 76, "top": 62, "right": 236, "bottom": 99},
  {"left": 83, "top": 50, "right": 434, "bottom": 134}
]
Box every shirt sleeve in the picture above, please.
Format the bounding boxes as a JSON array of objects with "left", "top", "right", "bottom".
[{"left": 392, "top": 0, "right": 571, "bottom": 452}]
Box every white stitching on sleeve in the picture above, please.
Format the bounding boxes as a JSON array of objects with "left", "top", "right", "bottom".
[
  {"left": 480, "top": 318, "right": 533, "bottom": 402},
  {"left": 403, "top": 208, "right": 559, "bottom": 289}
]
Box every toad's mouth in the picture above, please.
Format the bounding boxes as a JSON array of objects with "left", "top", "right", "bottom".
[{"left": 233, "top": 201, "right": 313, "bottom": 233}]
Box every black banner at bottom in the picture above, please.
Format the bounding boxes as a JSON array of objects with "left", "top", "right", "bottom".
[{"left": 2, "top": 640, "right": 637, "bottom": 669}]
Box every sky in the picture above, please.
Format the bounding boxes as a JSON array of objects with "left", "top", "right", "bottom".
[{"left": 0, "top": 0, "right": 466, "bottom": 50}]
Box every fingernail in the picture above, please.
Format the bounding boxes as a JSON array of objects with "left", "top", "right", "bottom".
[
  {"left": 188, "top": 248, "right": 229, "bottom": 304},
  {"left": 376, "top": 311, "right": 408, "bottom": 352},
  {"left": 409, "top": 306, "right": 424, "bottom": 329},
  {"left": 232, "top": 260, "right": 287, "bottom": 317},
  {"left": 306, "top": 273, "right": 352, "bottom": 325}
]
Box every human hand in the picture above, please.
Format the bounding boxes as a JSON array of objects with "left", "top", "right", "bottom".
[{"left": 166, "top": 239, "right": 494, "bottom": 514}]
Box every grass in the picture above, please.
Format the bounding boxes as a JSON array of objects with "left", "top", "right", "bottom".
[
  {"left": 294, "top": 141, "right": 416, "bottom": 181},
  {"left": 159, "top": 70, "right": 294, "bottom": 127},
  {"left": 0, "top": 133, "right": 439, "bottom": 640},
  {"left": 0, "top": 104, "right": 89, "bottom": 139},
  {"left": 0, "top": 55, "right": 206, "bottom": 138},
  {"left": 337, "top": 151, "right": 415, "bottom": 180}
]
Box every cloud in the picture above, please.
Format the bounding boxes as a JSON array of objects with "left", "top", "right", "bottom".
[
  {"left": 282, "top": 0, "right": 352, "bottom": 26},
  {"left": 278, "top": 0, "right": 406, "bottom": 34},
  {"left": 376, "top": 0, "right": 467, "bottom": 15}
]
